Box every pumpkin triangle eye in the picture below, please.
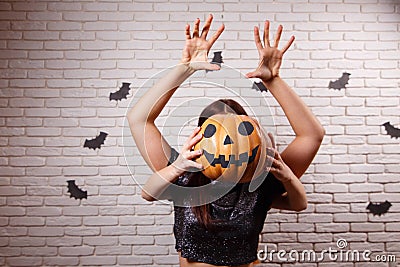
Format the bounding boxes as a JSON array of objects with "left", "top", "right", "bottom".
[
  {"left": 204, "top": 124, "right": 216, "bottom": 138},
  {"left": 224, "top": 135, "right": 234, "bottom": 145},
  {"left": 238, "top": 121, "right": 254, "bottom": 136}
]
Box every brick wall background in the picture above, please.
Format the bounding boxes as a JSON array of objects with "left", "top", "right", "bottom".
[{"left": 0, "top": 0, "right": 399, "bottom": 266}]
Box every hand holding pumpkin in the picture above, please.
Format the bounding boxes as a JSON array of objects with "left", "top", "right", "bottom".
[
  {"left": 246, "top": 20, "right": 295, "bottom": 82},
  {"left": 265, "top": 147, "right": 295, "bottom": 184},
  {"left": 170, "top": 127, "right": 204, "bottom": 175},
  {"left": 180, "top": 14, "right": 225, "bottom": 71}
]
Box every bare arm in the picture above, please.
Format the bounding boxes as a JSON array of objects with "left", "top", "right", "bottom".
[
  {"left": 127, "top": 64, "right": 195, "bottom": 172},
  {"left": 264, "top": 77, "right": 325, "bottom": 178},
  {"left": 247, "top": 21, "right": 325, "bottom": 178},
  {"left": 127, "top": 14, "right": 224, "bottom": 172}
]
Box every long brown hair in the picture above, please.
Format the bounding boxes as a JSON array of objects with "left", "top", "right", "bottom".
[{"left": 188, "top": 99, "right": 248, "bottom": 229}]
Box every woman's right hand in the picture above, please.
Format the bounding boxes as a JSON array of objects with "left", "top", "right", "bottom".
[
  {"left": 171, "top": 127, "right": 204, "bottom": 175},
  {"left": 180, "top": 14, "right": 225, "bottom": 71}
]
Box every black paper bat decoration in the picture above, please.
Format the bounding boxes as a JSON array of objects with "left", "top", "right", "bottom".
[
  {"left": 252, "top": 81, "right": 268, "bottom": 92},
  {"left": 328, "top": 72, "right": 351, "bottom": 90},
  {"left": 110, "top": 82, "right": 131, "bottom": 101},
  {"left": 366, "top": 200, "right": 392, "bottom": 216},
  {"left": 84, "top": 131, "right": 108, "bottom": 150},
  {"left": 206, "top": 51, "right": 223, "bottom": 73},
  {"left": 211, "top": 51, "right": 223, "bottom": 66},
  {"left": 67, "top": 180, "right": 87, "bottom": 200},
  {"left": 382, "top": 121, "right": 400, "bottom": 139}
]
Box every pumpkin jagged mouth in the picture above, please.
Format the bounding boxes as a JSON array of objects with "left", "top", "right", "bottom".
[{"left": 203, "top": 145, "right": 259, "bottom": 168}]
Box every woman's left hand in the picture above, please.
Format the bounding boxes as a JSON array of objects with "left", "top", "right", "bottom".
[
  {"left": 262, "top": 133, "right": 296, "bottom": 182},
  {"left": 246, "top": 20, "right": 295, "bottom": 82},
  {"left": 267, "top": 146, "right": 308, "bottom": 211},
  {"left": 265, "top": 147, "right": 296, "bottom": 183},
  {"left": 264, "top": 133, "right": 295, "bottom": 183},
  {"left": 265, "top": 134, "right": 308, "bottom": 211}
]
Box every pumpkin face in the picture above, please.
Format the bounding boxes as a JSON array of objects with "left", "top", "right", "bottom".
[{"left": 194, "top": 114, "right": 266, "bottom": 183}]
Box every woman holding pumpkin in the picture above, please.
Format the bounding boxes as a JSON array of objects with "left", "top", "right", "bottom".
[{"left": 127, "top": 14, "right": 325, "bottom": 267}]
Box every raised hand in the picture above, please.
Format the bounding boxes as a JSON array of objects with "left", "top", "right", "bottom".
[
  {"left": 246, "top": 20, "right": 295, "bottom": 82},
  {"left": 180, "top": 14, "right": 225, "bottom": 71}
]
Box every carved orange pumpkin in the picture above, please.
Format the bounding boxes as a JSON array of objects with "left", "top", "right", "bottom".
[{"left": 194, "top": 114, "right": 266, "bottom": 183}]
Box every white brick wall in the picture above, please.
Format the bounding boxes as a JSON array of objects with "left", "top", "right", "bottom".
[{"left": 0, "top": 1, "right": 399, "bottom": 266}]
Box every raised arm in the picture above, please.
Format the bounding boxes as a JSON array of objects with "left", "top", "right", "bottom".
[
  {"left": 127, "top": 14, "right": 224, "bottom": 172},
  {"left": 246, "top": 21, "right": 325, "bottom": 178}
]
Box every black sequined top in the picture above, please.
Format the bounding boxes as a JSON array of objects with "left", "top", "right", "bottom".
[{"left": 164, "top": 148, "right": 286, "bottom": 266}]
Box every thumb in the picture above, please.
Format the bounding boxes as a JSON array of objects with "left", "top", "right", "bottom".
[
  {"left": 245, "top": 70, "right": 260, "bottom": 78},
  {"left": 190, "top": 62, "right": 221, "bottom": 71},
  {"left": 204, "top": 62, "right": 221, "bottom": 71}
]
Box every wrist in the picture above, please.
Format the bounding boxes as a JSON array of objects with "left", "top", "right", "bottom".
[
  {"left": 169, "top": 163, "right": 185, "bottom": 177},
  {"left": 262, "top": 76, "right": 281, "bottom": 87},
  {"left": 177, "top": 61, "right": 196, "bottom": 75},
  {"left": 279, "top": 173, "right": 294, "bottom": 184}
]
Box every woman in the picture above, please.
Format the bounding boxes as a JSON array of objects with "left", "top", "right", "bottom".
[{"left": 127, "top": 14, "right": 325, "bottom": 267}]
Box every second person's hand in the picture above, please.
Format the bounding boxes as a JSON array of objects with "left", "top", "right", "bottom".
[
  {"left": 180, "top": 14, "right": 225, "bottom": 71},
  {"left": 246, "top": 20, "right": 295, "bottom": 82},
  {"left": 265, "top": 147, "right": 296, "bottom": 184}
]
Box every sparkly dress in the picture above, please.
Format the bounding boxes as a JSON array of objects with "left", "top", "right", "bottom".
[{"left": 165, "top": 148, "right": 286, "bottom": 266}]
